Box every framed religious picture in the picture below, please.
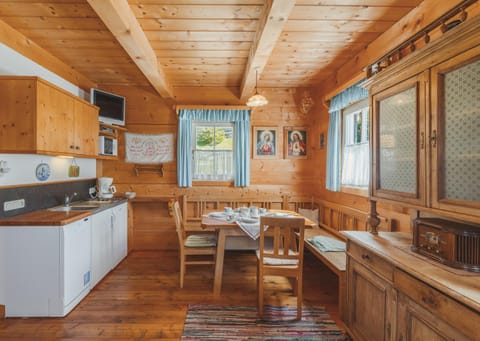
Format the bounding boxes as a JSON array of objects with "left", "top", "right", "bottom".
[
  {"left": 284, "top": 127, "right": 307, "bottom": 159},
  {"left": 253, "top": 127, "right": 278, "bottom": 159}
]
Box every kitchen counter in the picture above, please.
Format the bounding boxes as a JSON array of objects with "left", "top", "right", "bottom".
[
  {"left": 0, "top": 198, "right": 128, "bottom": 226},
  {"left": 0, "top": 210, "right": 90, "bottom": 226}
]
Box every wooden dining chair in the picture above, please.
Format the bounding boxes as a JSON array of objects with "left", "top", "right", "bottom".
[
  {"left": 257, "top": 216, "right": 306, "bottom": 320},
  {"left": 172, "top": 201, "right": 217, "bottom": 288}
]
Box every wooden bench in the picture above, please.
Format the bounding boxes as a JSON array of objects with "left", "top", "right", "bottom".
[
  {"left": 304, "top": 228, "right": 347, "bottom": 322},
  {"left": 298, "top": 199, "right": 393, "bottom": 323}
]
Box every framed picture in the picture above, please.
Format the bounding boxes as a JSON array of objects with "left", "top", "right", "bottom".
[
  {"left": 284, "top": 127, "right": 307, "bottom": 159},
  {"left": 253, "top": 127, "right": 277, "bottom": 158}
]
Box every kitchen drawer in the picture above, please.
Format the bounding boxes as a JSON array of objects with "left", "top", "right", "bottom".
[
  {"left": 395, "top": 269, "right": 479, "bottom": 339},
  {"left": 348, "top": 241, "right": 394, "bottom": 282}
]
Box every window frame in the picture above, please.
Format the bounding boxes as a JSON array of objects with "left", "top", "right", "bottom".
[
  {"left": 191, "top": 121, "right": 235, "bottom": 183},
  {"left": 340, "top": 98, "right": 370, "bottom": 196}
]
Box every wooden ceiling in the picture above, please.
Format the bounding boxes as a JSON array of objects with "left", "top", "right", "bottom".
[{"left": 0, "top": 0, "right": 423, "bottom": 99}]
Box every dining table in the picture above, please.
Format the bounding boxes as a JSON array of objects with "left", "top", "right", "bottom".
[{"left": 201, "top": 210, "right": 317, "bottom": 296}]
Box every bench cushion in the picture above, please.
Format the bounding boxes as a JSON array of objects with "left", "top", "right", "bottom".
[
  {"left": 185, "top": 233, "right": 217, "bottom": 248},
  {"left": 308, "top": 235, "right": 346, "bottom": 252}
]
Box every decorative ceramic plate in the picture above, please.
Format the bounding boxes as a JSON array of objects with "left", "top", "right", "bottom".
[{"left": 35, "top": 162, "right": 51, "bottom": 181}]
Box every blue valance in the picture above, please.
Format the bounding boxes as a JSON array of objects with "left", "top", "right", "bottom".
[{"left": 329, "top": 79, "right": 368, "bottom": 113}]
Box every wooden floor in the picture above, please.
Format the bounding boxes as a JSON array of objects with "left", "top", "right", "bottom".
[{"left": 0, "top": 250, "right": 344, "bottom": 340}]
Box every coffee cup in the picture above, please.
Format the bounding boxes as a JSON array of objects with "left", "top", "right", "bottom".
[
  {"left": 249, "top": 206, "right": 259, "bottom": 218},
  {"left": 224, "top": 207, "right": 233, "bottom": 214},
  {"left": 239, "top": 206, "right": 249, "bottom": 217}
]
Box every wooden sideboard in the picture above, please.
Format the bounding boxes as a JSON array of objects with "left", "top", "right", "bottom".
[{"left": 342, "top": 231, "right": 480, "bottom": 341}]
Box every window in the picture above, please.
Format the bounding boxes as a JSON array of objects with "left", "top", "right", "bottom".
[
  {"left": 177, "top": 108, "right": 250, "bottom": 188},
  {"left": 341, "top": 98, "right": 369, "bottom": 189},
  {"left": 192, "top": 122, "right": 234, "bottom": 181}
]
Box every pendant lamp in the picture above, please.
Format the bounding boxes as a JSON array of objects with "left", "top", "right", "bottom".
[{"left": 246, "top": 69, "right": 268, "bottom": 107}]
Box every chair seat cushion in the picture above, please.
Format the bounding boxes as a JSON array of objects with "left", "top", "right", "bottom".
[
  {"left": 185, "top": 233, "right": 217, "bottom": 247},
  {"left": 256, "top": 249, "right": 299, "bottom": 265}
]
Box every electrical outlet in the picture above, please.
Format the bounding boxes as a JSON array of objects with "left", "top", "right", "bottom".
[{"left": 4, "top": 199, "right": 25, "bottom": 211}]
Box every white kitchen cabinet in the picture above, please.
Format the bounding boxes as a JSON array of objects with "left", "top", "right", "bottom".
[
  {"left": 0, "top": 217, "right": 92, "bottom": 317},
  {"left": 91, "top": 208, "right": 113, "bottom": 288},
  {"left": 112, "top": 202, "right": 128, "bottom": 268},
  {"left": 91, "top": 202, "right": 128, "bottom": 288}
]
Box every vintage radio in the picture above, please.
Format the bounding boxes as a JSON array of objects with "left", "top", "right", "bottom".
[{"left": 412, "top": 218, "right": 480, "bottom": 272}]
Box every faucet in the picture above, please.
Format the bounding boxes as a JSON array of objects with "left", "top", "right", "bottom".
[{"left": 64, "top": 192, "right": 78, "bottom": 207}]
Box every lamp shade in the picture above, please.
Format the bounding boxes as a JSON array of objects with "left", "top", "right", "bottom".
[
  {"left": 247, "top": 68, "right": 268, "bottom": 107},
  {"left": 246, "top": 93, "right": 269, "bottom": 107}
]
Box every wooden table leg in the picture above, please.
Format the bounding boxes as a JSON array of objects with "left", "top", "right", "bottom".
[
  {"left": 213, "top": 229, "right": 227, "bottom": 295},
  {"left": 338, "top": 272, "right": 347, "bottom": 322}
]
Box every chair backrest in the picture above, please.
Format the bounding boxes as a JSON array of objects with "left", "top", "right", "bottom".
[
  {"left": 259, "top": 216, "right": 305, "bottom": 265},
  {"left": 173, "top": 201, "right": 186, "bottom": 244}
]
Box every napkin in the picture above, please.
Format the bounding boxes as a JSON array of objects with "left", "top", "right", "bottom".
[{"left": 236, "top": 217, "right": 263, "bottom": 240}]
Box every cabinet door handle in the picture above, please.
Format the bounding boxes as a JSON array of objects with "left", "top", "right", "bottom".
[
  {"left": 75, "top": 146, "right": 80, "bottom": 150},
  {"left": 430, "top": 129, "right": 437, "bottom": 148},
  {"left": 420, "top": 132, "right": 425, "bottom": 149},
  {"left": 421, "top": 295, "right": 437, "bottom": 307},
  {"left": 361, "top": 254, "right": 370, "bottom": 260},
  {"left": 69, "top": 145, "right": 75, "bottom": 149}
]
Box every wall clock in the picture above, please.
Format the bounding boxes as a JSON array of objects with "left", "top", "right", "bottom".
[{"left": 35, "top": 162, "right": 51, "bottom": 181}]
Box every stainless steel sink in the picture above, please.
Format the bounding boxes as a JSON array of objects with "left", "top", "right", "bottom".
[{"left": 49, "top": 205, "right": 100, "bottom": 212}]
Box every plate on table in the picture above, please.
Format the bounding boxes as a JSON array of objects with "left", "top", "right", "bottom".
[
  {"left": 208, "top": 212, "right": 227, "bottom": 219},
  {"left": 265, "top": 212, "right": 291, "bottom": 217}
]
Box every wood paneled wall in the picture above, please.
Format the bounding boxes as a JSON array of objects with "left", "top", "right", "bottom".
[{"left": 100, "top": 85, "right": 320, "bottom": 250}]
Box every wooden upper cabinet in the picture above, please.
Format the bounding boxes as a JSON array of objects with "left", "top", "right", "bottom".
[
  {"left": 430, "top": 46, "right": 480, "bottom": 216},
  {"left": 0, "top": 76, "right": 99, "bottom": 158},
  {"left": 371, "top": 72, "right": 428, "bottom": 206},
  {"left": 36, "top": 80, "right": 75, "bottom": 154},
  {"left": 73, "top": 99, "right": 99, "bottom": 156}
]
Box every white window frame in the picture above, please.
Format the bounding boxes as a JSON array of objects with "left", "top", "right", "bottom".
[
  {"left": 192, "top": 121, "right": 235, "bottom": 182},
  {"left": 341, "top": 98, "right": 370, "bottom": 194}
]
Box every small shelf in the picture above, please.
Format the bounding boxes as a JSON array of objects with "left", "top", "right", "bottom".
[
  {"left": 97, "top": 122, "right": 127, "bottom": 160},
  {"left": 97, "top": 154, "right": 118, "bottom": 161},
  {"left": 99, "top": 122, "right": 127, "bottom": 139},
  {"left": 99, "top": 131, "right": 117, "bottom": 138}
]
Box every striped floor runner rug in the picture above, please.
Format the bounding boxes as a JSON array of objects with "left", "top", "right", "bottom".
[{"left": 182, "top": 304, "right": 351, "bottom": 340}]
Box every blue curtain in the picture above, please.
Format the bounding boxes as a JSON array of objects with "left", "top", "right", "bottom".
[
  {"left": 326, "top": 80, "right": 368, "bottom": 191},
  {"left": 326, "top": 110, "right": 341, "bottom": 191},
  {"left": 177, "top": 108, "right": 251, "bottom": 187}
]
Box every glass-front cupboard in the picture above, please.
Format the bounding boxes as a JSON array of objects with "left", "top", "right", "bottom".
[{"left": 365, "top": 17, "right": 480, "bottom": 218}]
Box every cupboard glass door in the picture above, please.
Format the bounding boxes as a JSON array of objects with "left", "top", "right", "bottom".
[
  {"left": 371, "top": 72, "right": 427, "bottom": 205},
  {"left": 431, "top": 48, "right": 480, "bottom": 214}
]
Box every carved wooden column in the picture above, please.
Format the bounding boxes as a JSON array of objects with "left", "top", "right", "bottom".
[{"left": 367, "top": 199, "right": 381, "bottom": 235}]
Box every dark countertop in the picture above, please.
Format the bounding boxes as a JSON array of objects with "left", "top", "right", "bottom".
[{"left": 0, "top": 198, "right": 128, "bottom": 226}]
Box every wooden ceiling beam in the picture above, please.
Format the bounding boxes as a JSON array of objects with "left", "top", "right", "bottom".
[
  {"left": 87, "top": 0, "right": 173, "bottom": 98},
  {"left": 239, "top": 0, "right": 296, "bottom": 101},
  {"left": 321, "top": 0, "right": 470, "bottom": 100}
]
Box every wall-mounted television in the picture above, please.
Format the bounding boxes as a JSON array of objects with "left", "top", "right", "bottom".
[{"left": 90, "top": 88, "right": 126, "bottom": 126}]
